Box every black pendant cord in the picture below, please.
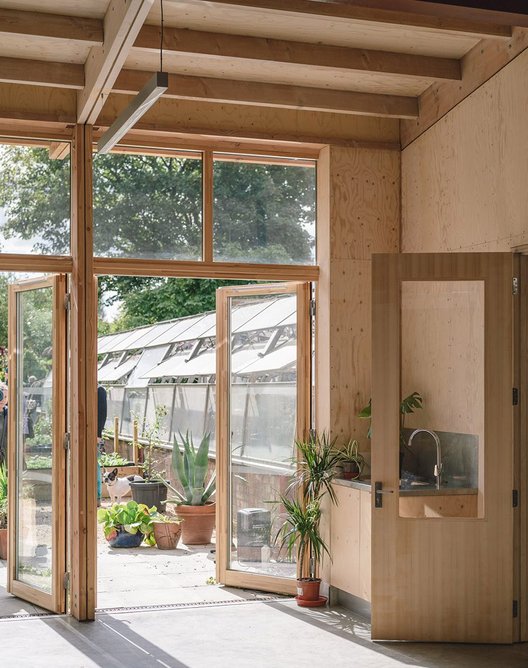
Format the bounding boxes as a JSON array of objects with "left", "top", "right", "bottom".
[{"left": 160, "top": 0, "right": 164, "bottom": 72}]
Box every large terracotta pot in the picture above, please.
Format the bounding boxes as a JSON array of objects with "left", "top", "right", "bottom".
[
  {"left": 296, "top": 578, "right": 321, "bottom": 603},
  {"left": 153, "top": 521, "right": 182, "bottom": 550},
  {"left": 177, "top": 503, "right": 216, "bottom": 545},
  {"left": 0, "top": 528, "right": 7, "bottom": 560}
]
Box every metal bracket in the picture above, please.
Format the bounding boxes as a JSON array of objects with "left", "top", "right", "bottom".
[
  {"left": 63, "top": 572, "right": 70, "bottom": 590},
  {"left": 63, "top": 432, "right": 70, "bottom": 451},
  {"left": 64, "top": 293, "right": 71, "bottom": 311},
  {"left": 513, "top": 277, "right": 519, "bottom": 295},
  {"left": 310, "top": 299, "right": 316, "bottom": 318}
]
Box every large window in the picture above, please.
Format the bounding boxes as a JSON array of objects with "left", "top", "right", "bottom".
[
  {"left": 213, "top": 154, "right": 316, "bottom": 265},
  {"left": 93, "top": 150, "right": 203, "bottom": 261},
  {"left": 0, "top": 142, "right": 71, "bottom": 255}
]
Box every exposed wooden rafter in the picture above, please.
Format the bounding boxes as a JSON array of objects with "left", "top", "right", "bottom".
[
  {"left": 134, "top": 27, "right": 462, "bottom": 81},
  {"left": 0, "top": 57, "right": 84, "bottom": 89},
  {"left": 192, "top": 0, "right": 513, "bottom": 38},
  {"left": 114, "top": 70, "right": 418, "bottom": 119},
  {"left": 0, "top": 7, "right": 103, "bottom": 44},
  {"left": 77, "top": 0, "right": 155, "bottom": 125}
]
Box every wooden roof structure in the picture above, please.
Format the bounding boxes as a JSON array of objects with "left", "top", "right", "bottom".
[{"left": 1, "top": 0, "right": 527, "bottom": 149}]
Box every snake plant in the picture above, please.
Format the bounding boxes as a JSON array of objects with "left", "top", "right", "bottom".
[{"left": 164, "top": 432, "right": 216, "bottom": 506}]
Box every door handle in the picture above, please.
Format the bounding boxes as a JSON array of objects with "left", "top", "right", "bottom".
[{"left": 374, "top": 481, "right": 394, "bottom": 508}]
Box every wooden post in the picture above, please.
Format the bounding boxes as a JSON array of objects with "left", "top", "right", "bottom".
[
  {"left": 70, "top": 124, "right": 97, "bottom": 621},
  {"left": 113, "top": 416, "right": 119, "bottom": 454},
  {"left": 133, "top": 419, "right": 139, "bottom": 463}
]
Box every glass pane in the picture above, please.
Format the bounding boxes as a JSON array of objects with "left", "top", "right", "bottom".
[
  {"left": 93, "top": 151, "right": 202, "bottom": 260},
  {"left": 15, "top": 286, "right": 54, "bottom": 592},
  {"left": 0, "top": 143, "right": 71, "bottom": 255},
  {"left": 399, "top": 281, "right": 484, "bottom": 519},
  {"left": 228, "top": 293, "right": 298, "bottom": 577},
  {"left": 213, "top": 156, "right": 316, "bottom": 264}
]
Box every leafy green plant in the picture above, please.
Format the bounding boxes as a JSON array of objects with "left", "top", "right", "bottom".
[
  {"left": 276, "top": 497, "right": 329, "bottom": 580},
  {"left": 97, "top": 500, "right": 157, "bottom": 546},
  {"left": 336, "top": 439, "right": 365, "bottom": 479},
  {"left": 98, "top": 452, "right": 131, "bottom": 467},
  {"left": 164, "top": 432, "right": 215, "bottom": 506},
  {"left": 135, "top": 405, "right": 168, "bottom": 481},
  {"left": 288, "top": 432, "right": 342, "bottom": 505},
  {"left": 359, "top": 391, "right": 423, "bottom": 442},
  {"left": 0, "top": 463, "right": 7, "bottom": 530},
  {"left": 25, "top": 454, "right": 53, "bottom": 470}
]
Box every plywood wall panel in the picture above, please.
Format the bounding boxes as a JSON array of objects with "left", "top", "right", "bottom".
[{"left": 402, "top": 47, "right": 528, "bottom": 254}]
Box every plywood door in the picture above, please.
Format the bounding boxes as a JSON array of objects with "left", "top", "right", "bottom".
[
  {"left": 371, "top": 253, "right": 515, "bottom": 643},
  {"left": 7, "top": 275, "right": 67, "bottom": 613}
]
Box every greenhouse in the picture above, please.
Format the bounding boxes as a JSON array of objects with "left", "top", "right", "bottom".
[{"left": 98, "top": 293, "right": 298, "bottom": 467}]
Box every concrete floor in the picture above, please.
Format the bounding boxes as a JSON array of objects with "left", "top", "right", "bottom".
[{"left": 1, "top": 600, "right": 528, "bottom": 668}]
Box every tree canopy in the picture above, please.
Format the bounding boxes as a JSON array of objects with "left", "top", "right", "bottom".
[{"left": 0, "top": 145, "right": 316, "bottom": 330}]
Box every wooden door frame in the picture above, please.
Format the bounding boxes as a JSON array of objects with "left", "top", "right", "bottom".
[
  {"left": 215, "top": 281, "right": 311, "bottom": 595},
  {"left": 7, "top": 274, "right": 67, "bottom": 613},
  {"left": 371, "top": 252, "right": 515, "bottom": 643}
]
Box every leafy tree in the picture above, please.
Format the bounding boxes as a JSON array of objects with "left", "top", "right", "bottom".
[{"left": 0, "top": 146, "right": 315, "bottom": 328}]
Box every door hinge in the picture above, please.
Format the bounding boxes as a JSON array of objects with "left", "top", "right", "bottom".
[
  {"left": 513, "top": 277, "right": 519, "bottom": 295},
  {"left": 513, "top": 387, "right": 519, "bottom": 406},
  {"left": 63, "top": 432, "right": 70, "bottom": 451},
  {"left": 310, "top": 298, "right": 316, "bottom": 318},
  {"left": 513, "top": 489, "right": 519, "bottom": 508},
  {"left": 63, "top": 572, "right": 70, "bottom": 590},
  {"left": 513, "top": 600, "right": 519, "bottom": 618},
  {"left": 64, "top": 293, "right": 71, "bottom": 311}
]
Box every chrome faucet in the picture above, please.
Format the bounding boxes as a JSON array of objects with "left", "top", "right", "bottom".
[{"left": 407, "top": 429, "right": 443, "bottom": 490}]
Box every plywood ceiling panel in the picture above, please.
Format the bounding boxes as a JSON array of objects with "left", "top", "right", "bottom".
[
  {"left": 0, "top": 0, "right": 109, "bottom": 19},
  {"left": 146, "top": 0, "right": 479, "bottom": 58},
  {"left": 125, "top": 50, "right": 430, "bottom": 96},
  {"left": 0, "top": 33, "right": 91, "bottom": 64}
]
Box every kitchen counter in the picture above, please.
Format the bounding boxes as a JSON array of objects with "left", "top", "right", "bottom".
[{"left": 333, "top": 477, "right": 478, "bottom": 496}]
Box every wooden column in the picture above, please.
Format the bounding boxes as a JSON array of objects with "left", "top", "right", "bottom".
[
  {"left": 316, "top": 145, "right": 400, "bottom": 593},
  {"left": 70, "top": 124, "right": 98, "bottom": 620}
]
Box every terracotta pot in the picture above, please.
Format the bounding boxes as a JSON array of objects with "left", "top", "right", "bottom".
[
  {"left": 177, "top": 503, "right": 216, "bottom": 545},
  {"left": 153, "top": 521, "right": 182, "bottom": 550},
  {"left": 296, "top": 578, "right": 321, "bottom": 601},
  {"left": 0, "top": 528, "right": 7, "bottom": 560}
]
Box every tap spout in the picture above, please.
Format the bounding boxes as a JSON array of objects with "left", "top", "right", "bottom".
[{"left": 407, "top": 428, "right": 443, "bottom": 490}]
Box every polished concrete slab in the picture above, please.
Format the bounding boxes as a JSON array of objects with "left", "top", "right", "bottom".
[{"left": 1, "top": 600, "right": 528, "bottom": 668}]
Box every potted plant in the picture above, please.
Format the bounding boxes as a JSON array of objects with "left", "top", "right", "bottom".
[
  {"left": 97, "top": 500, "right": 156, "bottom": 548},
  {"left": 359, "top": 391, "right": 423, "bottom": 475},
  {"left": 129, "top": 405, "right": 169, "bottom": 510},
  {"left": 163, "top": 431, "right": 216, "bottom": 545},
  {"left": 276, "top": 496, "right": 329, "bottom": 606},
  {"left": 337, "top": 439, "right": 365, "bottom": 480},
  {"left": 0, "top": 462, "right": 7, "bottom": 560},
  {"left": 152, "top": 513, "right": 182, "bottom": 550},
  {"left": 275, "top": 431, "right": 341, "bottom": 607}
]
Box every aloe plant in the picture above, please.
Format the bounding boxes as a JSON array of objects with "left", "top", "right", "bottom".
[{"left": 164, "top": 432, "right": 216, "bottom": 506}]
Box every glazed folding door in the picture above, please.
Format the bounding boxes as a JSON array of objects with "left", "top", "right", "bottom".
[
  {"left": 216, "top": 283, "right": 311, "bottom": 595},
  {"left": 7, "top": 275, "right": 67, "bottom": 613}
]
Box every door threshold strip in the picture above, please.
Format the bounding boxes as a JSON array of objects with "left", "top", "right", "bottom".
[{"left": 96, "top": 595, "right": 292, "bottom": 615}]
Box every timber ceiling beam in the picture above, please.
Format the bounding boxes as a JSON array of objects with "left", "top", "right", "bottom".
[
  {"left": 134, "top": 27, "right": 462, "bottom": 81},
  {"left": 0, "top": 57, "right": 84, "bottom": 89},
  {"left": 194, "top": 0, "right": 513, "bottom": 39},
  {"left": 0, "top": 8, "right": 102, "bottom": 44},
  {"left": 77, "top": 0, "right": 154, "bottom": 125},
  {"left": 114, "top": 70, "right": 419, "bottom": 119}
]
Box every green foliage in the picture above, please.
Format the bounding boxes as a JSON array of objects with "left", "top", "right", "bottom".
[
  {"left": 0, "top": 463, "right": 7, "bottom": 530},
  {"left": 98, "top": 452, "right": 132, "bottom": 467},
  {"left": 359, "top": 392, "right": 424, "bottom": 439},
  {"left": 337, "top": 439, "right": 365, "bottom": 468},
  {"left": 289, "top": 432, "right": 342, "bottom": 505},
  {"left": 25, "top": 455, "right": 53, "bottom": 470},
  {"left": 276, "top": 497, "right": 329, "bottom": 580},
  {"left": 97, "top": 500, "right": 157, "bottom": 546},
  {"left": 135, "top": 404, "right": 168, "bottom": 481},
  {"left": 165, "top": 432, "right": 216, "bottom": 506},
  {"left": 25, "top": 413, "right": 52, "bottom": 448}
]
